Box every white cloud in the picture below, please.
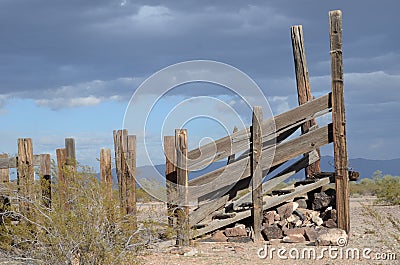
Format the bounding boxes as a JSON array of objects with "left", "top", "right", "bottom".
[{"left": 32, "top": 77, "right": 142, "bottom": 110}]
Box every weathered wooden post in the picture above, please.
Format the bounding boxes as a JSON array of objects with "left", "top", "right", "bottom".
[
  {"left": 291, "top": 25, "right": 321, "bottom": 178},
  {"left": 40, "top": 154, "right": 51, "bottom": 208},
  {"left": 0, "top": 154, "right": 9, "bottom": 183},
  {"left": 17, "top": 138, "right": 34, "bottom": 214},
  {"left": 65, "top": 138, "right": 76, "bottom": 172},
  {"left": 100, "top": 148, "right": 113, "bottom": 199},
  {"left": 329, "top": 10, "right": 350, "bottom": 233},
  {"left": 164, "top": 136, "right": 177, "bottom": 227},
  {"left": 114, "top": 130, "right": 128, "bottom": 211},
  {"left": 113, "top": 130, "right": 137, "bottom": 228},
  {"left": 175, "top": 129, "right": 189, "bottom": 246},
  {"left": 56, "top": 148, "right": 66, "bottom": 183},
  {"left": 126, "top": 135, "right": 137, "bottom": 229},
  {"left": 251, "top": 106, "right": 263, "bottom": 242}
]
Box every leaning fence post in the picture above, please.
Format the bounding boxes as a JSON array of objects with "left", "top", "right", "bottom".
[
  {"left": 40, "top": 154, "right": 51, "bottom": 208},
  {"left": 251, "top": 106, "right": 263, "bottom": 242},
  {"left": 329, "top": 10, "right": 350, "bottom": 233},
  {"left": 175, "top": 129, "right": 189, "bottom": 246},
  {"left": 17, "top": 138, "right": 34, "bottom": 214},
  {"left": 164, "top": 136, "right": 177, "bottom": 228},
  {"left": 291, "top": 24, "right": 321, "bottom": 178}
]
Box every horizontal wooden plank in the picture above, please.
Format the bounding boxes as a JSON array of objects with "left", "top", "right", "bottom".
[
  {"left": 232, "top": 150, "right": 319, "bottom": 210},
  {"left": 187, "top": 93, "right": 331, "bottom": 171},
  {"left": 187, "top": 124, "right": 332, "bottom": 202},
  {"left": 0, "top": 155, "right": 45, "bottom": 169},
  {"left": 193, "top": 177, "right": 330, "bottom": 237},
  {"left": 189, "top": 195, "right": 229, "bottom": 226}
]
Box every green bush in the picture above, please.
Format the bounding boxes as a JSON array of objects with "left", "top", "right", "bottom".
[
  {"left": 373, "top": 170, "right": 400, "bottom": 205},
  {"left": 0, "top": 164, "right": 141, "bottom": 265}
]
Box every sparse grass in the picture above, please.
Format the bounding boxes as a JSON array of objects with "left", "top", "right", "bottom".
[
  {"left": 360, "top": 201, "right": 400, "bottom": 245},
  {"left": 0, "top": 162, "right": 155, "bottom": 264}
]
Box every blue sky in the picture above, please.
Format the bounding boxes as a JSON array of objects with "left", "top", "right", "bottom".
[{"left": 1, "top": 1, "right": 399, "bottom": 171}]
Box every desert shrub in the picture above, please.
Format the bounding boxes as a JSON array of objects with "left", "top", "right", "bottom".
[
  {"left": 372, "top": 170, "right": 400, "bottom": 205},
  {"left": 349, "top": 178, "right": 377, "bottom": 196},
  {"left": 0, "top": 164, "right": 143, "bottom": 265}
]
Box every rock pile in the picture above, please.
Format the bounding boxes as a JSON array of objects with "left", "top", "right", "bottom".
[{"left": 208, "top": 188, "right": 347, "bottom": 245}]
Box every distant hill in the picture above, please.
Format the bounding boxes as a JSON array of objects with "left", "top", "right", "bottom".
[
  {"left": 320, "top": 156, "right": 400, "bottom": 179},
  {"left": 109, "top": 156, "right": 400, "bottom": 187}
]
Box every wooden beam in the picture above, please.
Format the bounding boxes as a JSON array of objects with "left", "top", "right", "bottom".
[
  {"left": 189, "top": 195, "right": 229, "bottom": 226},
  {"left": 187, "top": 93, "right": 331, "bottom": 171},
  {"left": 0, "top": 155, "right": 46, "bottom": 169},
  {"left": 232, "top": 150, "right": 319, "bottom": 210},
  {"left": 189, "top": 127, "right": 240, "bottom": 226},
  {"left": 175, "top": 129, "right": 189, "bottom": 246},
  {"left": 40, "top": 154, "right": 51, "bottom": 208},
  {"left": 194, "top": 177, "right": 331, "bottom": 238},
  {"left": 330, "top": 10, "right": 349, "bottom": 233},
  {"left": 291, "top": 24, "right": 321, "bottom": 178},
  {"left": 251, "top": 106, "right": 263, "bottom": 242},
  {"left": 165, "top": 136, "right": 177, "bottom": 227},
  {"left": 186, "top": 124, "right": 332, "bottom": 202}
]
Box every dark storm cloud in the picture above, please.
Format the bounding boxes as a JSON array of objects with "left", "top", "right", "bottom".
[{"left": 0, "top": 0, "right": 399, "bottom": 159}]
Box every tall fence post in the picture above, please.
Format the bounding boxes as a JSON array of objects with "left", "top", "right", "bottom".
[
  {"left": 40, "top": 154, "right": 51, "bottom": 208},
  {"left": 17, "top": 138, "right": 34, "bottom": 214},
  {"left": 175, "top": 129, "right": 189, "bottom": 246},
  {"left": 0, "top": 154, "right": 9, "bottom": 183},
  {"left": 56, "top": 148, "right": 67, "bottom": 208},
  {"left": 126, "top": 135, "right": 137, "bottom": 229},
  {"left": 113, "top": 130, "right": 128, "bottom": 211},
  {"left": 113, "top": 130, "right": 137, "bottom": 228},
  {"left": 251, "top": 106, "right": 263, "bottom": 242},
  {"left": 291, "top": 25, "right": 321, "bottom": 178},
  {"left": 329, "top": 10, "right": 349, "bottom": 233},
  {"left": 100, "top": 148, "right": 113, "bottom": 199},
  {"left": 164, "top": 136, "right": 177, "bottom": 227}
]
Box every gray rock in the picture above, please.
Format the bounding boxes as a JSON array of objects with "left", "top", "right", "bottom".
[
  {"left": 277, "top": 202, "right": 299, "bottom": 219},
  {"left": 224, "top": 224, "right": 247, "bottom": 237},
  {"left": 262, "top": 224, "right": 283, "bottom": 240},
  {"left": 294, "top": 198, "right": 308, "bottom": 209},
  {"left": 282, "top": 234, "right": 306, "bottom": 243},
  {"left": 312, "top": 215, "right": 323, "bottom": 226},
  {"left": 304, "top": 227, "right": 318, "bottom": 242},
  {"left": 323, "top": 219, "right": 337, "bottom": 228},
  {"left": 316, "top": 228, "right": 348, "bottom": 246},
  {"left": 263, "top": 211, "right": 276, "bottom": 226},
  {"left": 312, "top": 189, "right": 336, "bottom": 211},
  {"left": 284, "top": 227, "right": 305, "bottom": 236},
  {"left": 211, "top": 230, "right": 228, "bottom": 242}
]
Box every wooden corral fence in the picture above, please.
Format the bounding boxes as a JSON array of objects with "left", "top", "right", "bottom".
[
  {"left": 0, "top": 139, "right": 51, "bottom": 209},
  {"left": 164, "top": 10, "right": 352, "bottom": 246},
  {"left": 0, "top": 133, "right": 138, "bottom": 229}
]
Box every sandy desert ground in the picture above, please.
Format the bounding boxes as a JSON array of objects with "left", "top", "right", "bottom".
[{"left": 139, "top": 197, "right": 400, "bottom": 265}]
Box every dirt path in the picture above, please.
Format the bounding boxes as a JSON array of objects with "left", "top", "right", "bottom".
[{"left": 139, "top": 197, "right": 400, "bottom": 265}]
